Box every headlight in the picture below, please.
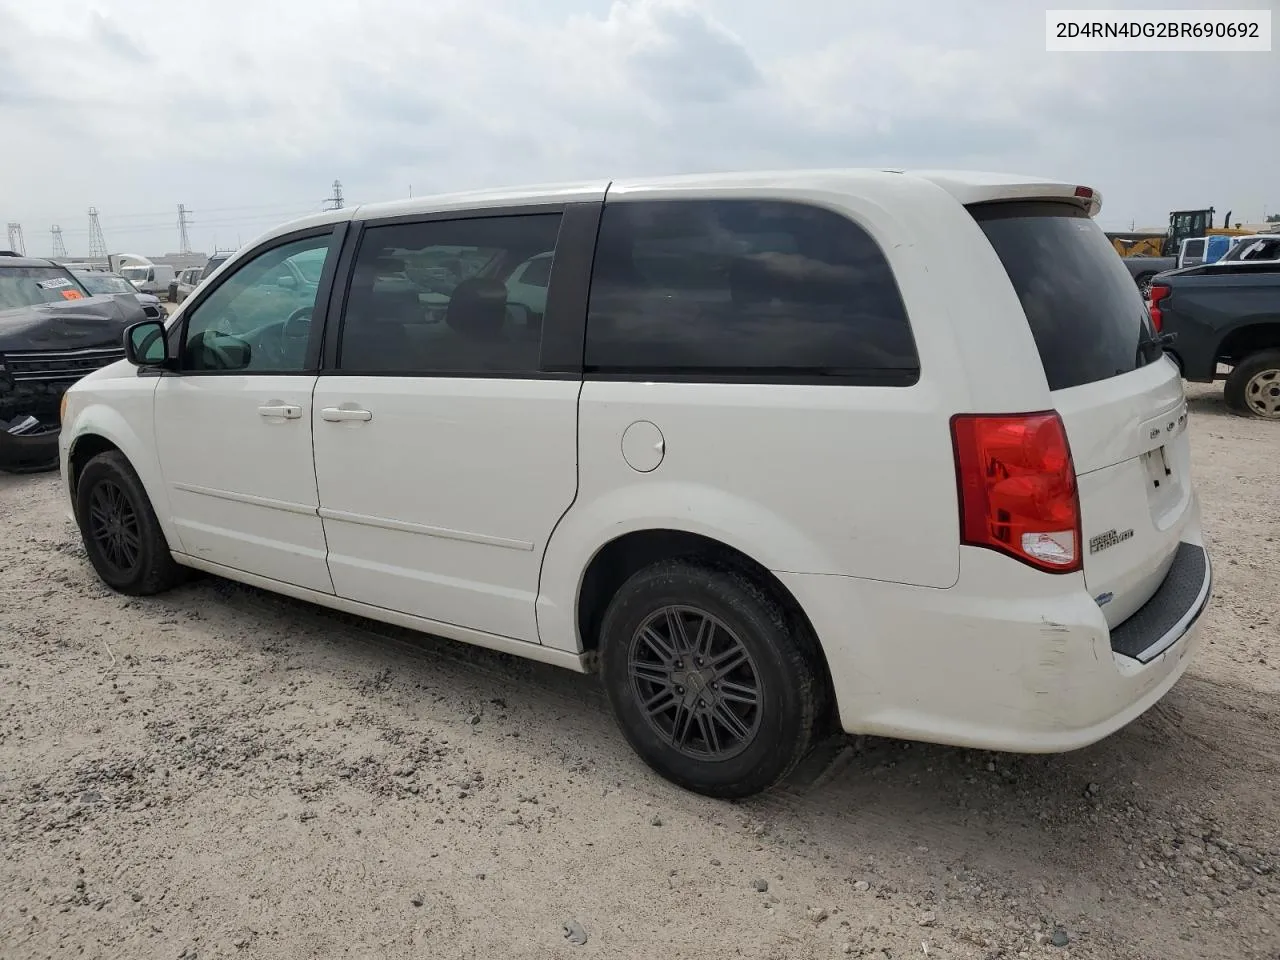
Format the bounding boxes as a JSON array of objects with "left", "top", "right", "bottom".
[{"left": 60, "top": 392, "right": 68, "bottom": 423}]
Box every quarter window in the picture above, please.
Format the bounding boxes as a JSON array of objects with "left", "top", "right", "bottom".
[
  {"left": 337, "top": 214, "right": 561, "bottom": 375},
  {"left": 584, "top": 199, "right": 918, "bottom": 381}
]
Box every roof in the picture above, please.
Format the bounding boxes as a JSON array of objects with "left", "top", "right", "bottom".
[
  {"left": 0, "top": 253, "right": 60, "bottom": 268},
  {"left": 248, "top": 168, "right": 1099, "bottom": 249}
]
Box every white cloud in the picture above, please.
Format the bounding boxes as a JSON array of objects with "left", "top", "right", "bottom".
[{"left": 1, "top": 0, "right": 1275, "bottom": 257}]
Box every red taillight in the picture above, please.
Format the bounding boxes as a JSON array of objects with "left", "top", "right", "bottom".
[
  {"left": 951, "top": 412, "right": 1082, "bottom": 574},
  {"left": 1073, "top": 185, "right": 1094, "bottom": 199},
  {"left": 1148, "top": 283, "right": 1170, "bottom": 332}
]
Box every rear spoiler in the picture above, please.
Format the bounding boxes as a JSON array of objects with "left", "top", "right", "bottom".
[{"left": 910, "top": 171, "right": 1104, "bottom": 218}]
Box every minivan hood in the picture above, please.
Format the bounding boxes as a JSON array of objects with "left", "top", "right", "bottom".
[{"left": 0, "top": 296, "right": 140, "bottom": 352}]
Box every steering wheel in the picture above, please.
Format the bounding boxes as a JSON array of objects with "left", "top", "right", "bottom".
[
  {"left": 190, "top": 330, "right": 245, "bottom": 370},
  {"left": 282, "top": 306, "right": 312, "bottom": 340},
  {"left": 266, "top": 306, "right": 312, "bottom": 366}
]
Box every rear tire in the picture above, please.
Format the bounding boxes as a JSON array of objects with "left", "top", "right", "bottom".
[
  {"left": 75, "top": 450, "right": 185, "bottom": 595},
  {"left": 599, "top": 559, "right": 826, "bottom": 799},
  {"left": 1224, "top": 350, "right": 1280, "bottom": 420}
]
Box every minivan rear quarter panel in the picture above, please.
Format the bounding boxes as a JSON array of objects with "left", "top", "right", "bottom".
[{"left": 540, "top": 176, "right": 1055, "bottom": 655}]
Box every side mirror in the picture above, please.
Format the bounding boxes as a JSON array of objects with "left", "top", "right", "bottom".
[
  {"left": 275, "top": 273, "right": 299, "bottom": 290},
  {"left": 124, "top": 320, "right": 168, "bottom": 367}
]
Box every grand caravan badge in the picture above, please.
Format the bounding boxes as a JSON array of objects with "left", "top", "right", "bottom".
[{"left": 1089, "top": 528, "right": 1135, "bottom": 555}]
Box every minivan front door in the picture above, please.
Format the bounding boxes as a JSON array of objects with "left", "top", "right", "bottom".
[{"left": 153, "top": 228, "right": 344, "bottom": 594}]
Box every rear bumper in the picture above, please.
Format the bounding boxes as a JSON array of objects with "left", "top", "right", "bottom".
[{"left": 779, "top": 504, "right": 1211, "bottom": 753}]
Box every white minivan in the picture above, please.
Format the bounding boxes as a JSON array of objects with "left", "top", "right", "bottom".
[{"left": 59, "top": 170, "right": 1211, "bottom": 798}]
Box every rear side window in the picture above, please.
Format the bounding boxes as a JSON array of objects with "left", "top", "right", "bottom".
[
  {"left": 517, "top": 254, "right": 552, "bottom": 288},
  {"left": 970, "top": 202, "right": 1162, "bottom": 392},
  {"left": 585, "top": 199, "right": 918, "bottom": 382},
  {"left": 337, "top": 213, "right": 561, "bottom": 375}
]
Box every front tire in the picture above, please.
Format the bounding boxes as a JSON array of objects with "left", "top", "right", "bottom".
[
  {"left": 599, "top": 560, "right": 826, "bottom": 799},
  {"left": 1224, "top": 350, "right": 1280, "bottom": 420},
  {"left": 75, "top": 450, "right": 185, "bottom": 595}
]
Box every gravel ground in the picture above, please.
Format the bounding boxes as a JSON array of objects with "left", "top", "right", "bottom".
[{"left": 1, "top": 383, "right": 1278, "bottom": 960}]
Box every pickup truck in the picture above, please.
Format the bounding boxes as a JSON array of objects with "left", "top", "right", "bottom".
[
  {"left": 1149, "top": 257, "right": 1280, "bottom": 419},
  {"left": 1121, "top": 236, "right": 1243, "bottom": 294}
]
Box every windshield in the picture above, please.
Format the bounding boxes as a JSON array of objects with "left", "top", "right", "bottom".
[
  {"left": 78, "top": 273, "right": 137, "bottom": 295},
  {"left": 0, "top": 267, "right": 90, "bottom": 310},
  {"left": 970, "top": 201, "right": 1162, "bottom": 391},
  {"left": 121, "top": 266, "right": 151, "bottom": 281}
]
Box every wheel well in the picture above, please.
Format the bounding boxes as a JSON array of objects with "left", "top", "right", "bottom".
[
  {"left": 576, "top": 529, "right": 835, "bottom": 700},
  {"left": 67, "top": 435, "right": 121, "bottom": 498},
  {"left": 1216, "top": 323, "right": 1280, "bottom": 367}
]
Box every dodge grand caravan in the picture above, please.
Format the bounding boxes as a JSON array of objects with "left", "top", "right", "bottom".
[{"left": 60, "top": 170, "right": 1212, "bottom": 798}]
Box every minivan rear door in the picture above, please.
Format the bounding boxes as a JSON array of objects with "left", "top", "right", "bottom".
[{"left": 971, "top": 201, "right": 1195, "bottom": 628}]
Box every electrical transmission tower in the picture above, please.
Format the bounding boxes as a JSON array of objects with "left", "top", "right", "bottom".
[
  {"left": 51, "top": 225, "right": 67, "bottom": 259},
  {"left": 177, "top": 204, "right": 193, "bottom": 256},
  {"left": 5, "top": 222, "right": 26, "bottom": 256},
  {"left": 325, "top": 179, "right": 344, "bottom": 210},
  {"left": 87, "top": 207, "right": 109, "bottom": 261}
]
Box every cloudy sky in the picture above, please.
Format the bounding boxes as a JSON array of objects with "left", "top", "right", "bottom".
[{"left": 1, "top": 0, "right": 1276, "bottom": 258}]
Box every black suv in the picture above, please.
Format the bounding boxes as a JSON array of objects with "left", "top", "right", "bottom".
[{"left": 0, "top": 252, "right": 147, "bottom": 471}]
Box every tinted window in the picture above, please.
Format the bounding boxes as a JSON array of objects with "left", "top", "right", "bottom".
[
  {"left": 182, "top": 233, "right": 336, "bottom": 372},
  {"left": 517, "top": 254, "right": 552, "bottom": 288},
  {"left": 584, "top": 199, "right": 917, "bottom": 381},
  {"left": 0, "top": 267, "right": 89, "bottom": 309},
  {"left": 1184, "top": 239, "right": 1204, "bottom": 256},
  {"left": 971, "top": 202, "right": 1162, "bottom": 392},
  {"left": 337, "top": 214, "right": 561, "bottom": 374}
]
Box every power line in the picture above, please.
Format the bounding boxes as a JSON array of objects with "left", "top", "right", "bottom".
[
  {"left": 98, "top": 199, "right": 331, "bottom": 220},
  {"left": 55, "top": 208, "right": 319, "bottom": 237}
]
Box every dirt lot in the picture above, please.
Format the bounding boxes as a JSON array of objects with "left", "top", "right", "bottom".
[{"left": 1, "top": 383, "right": 1277, "bottom": 960}]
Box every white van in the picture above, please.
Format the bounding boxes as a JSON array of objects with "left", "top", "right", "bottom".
[
  {"left": 119, "top": 262, "right": 176, "bottom": 296},
  {"left": 59, "top": 170, "right": 1211, "bottom": 798}
]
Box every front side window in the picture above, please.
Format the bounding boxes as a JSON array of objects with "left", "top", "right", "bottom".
[
  {"left": 583, "top": 199, "right": 918, "bottom": 380},
  {"left": 181, "top": 233, "right": 336, "bottom": 373},
  {"left": 337, "top": 213, "right": 561, "bottom": 374}
]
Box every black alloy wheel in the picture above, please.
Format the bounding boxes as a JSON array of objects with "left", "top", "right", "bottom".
[
  {"left": 627, "top": 604, "right": 763, "bottom": 761},
  {"left": 75, "top": 450, "right": 185, "bottom": 595}
]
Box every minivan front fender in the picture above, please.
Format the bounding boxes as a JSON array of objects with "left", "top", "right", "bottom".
[{"left": 61, "top": 383, "right": 179, "bottom": 551}]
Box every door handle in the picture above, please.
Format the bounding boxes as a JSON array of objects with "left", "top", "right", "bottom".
[
  {"left": 258, "top": 403, "right": 302, "bottom": 419},
  {"left": 320, "top": 406, "right": 372, "bottom": 422}
]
